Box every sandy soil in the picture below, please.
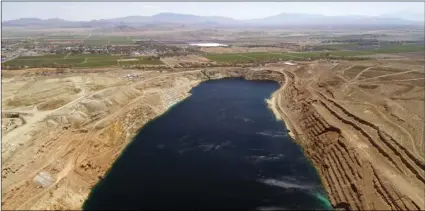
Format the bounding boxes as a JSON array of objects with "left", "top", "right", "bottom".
[{"left": 1, "top": 59, "right": 424, "bottom": 210}]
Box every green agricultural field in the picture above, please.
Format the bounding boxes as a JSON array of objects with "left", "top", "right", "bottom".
[
  {"left": 205, "top": 45, "right": 425, "bottom": 63},
  {"left": 68, "top": 54, "right": 120, "bottom": 59},
  {"left": 328, "top": 51, "right": 374, "bottom": 57},
  {"left": 72, "top": 54, "right": 122, "bottom": 67},
  {"left": 17, "top": 54, "right": 67, "bottom": 59},
  {"left": 74, "top": 59, "right": 119, "bottom": 68},
  {"left": 204, "top": 53, "right": 255, "bottom": 62},
  {"left": 371, "top": 44, "right": 425, "bottom": 54},
  {"left": 2, "top": 53, "right": 163, "bottom": 68},
  {"left": 3, "top": 58, "right": 85, "bottom": 66},
  {"left": 286, "top": 52, "right": 321, "bottom": 58},
  {"left": 118, "top": 59, "right": 164, "bottom": 66},
  {"left": 319, "top": 43, "right": 359, "bottom": 50},
  {"left": 205, "top": 52, "right": 302, "bottom": 62},
  {"left": 3, "top": 54, "right": 84, "bottom": 67},
  {"left": 240, "top": 52, "right": 289, "bottom": 60},
  {"left": 205, "top": 52, "right": 320, "bottom": 63}
]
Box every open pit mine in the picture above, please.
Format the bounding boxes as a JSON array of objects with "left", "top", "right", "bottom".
[{"left": 1, "top": 60, "right": 425, "bottom": 210}]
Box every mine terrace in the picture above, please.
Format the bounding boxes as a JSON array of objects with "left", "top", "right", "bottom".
[{"left": 1, "top": 8, "right": 425, "bottom": 211}]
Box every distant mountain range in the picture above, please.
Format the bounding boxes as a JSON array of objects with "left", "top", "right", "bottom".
[
  {"left": 3, "top": 12, "right": 423, "bottom": 28},
  {"left": 380, "top": 11, "right": 424, "bottom": 22}
]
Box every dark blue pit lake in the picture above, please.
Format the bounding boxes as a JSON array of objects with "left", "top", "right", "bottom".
[{"left": 83, "top": 78, "right": 332, "bottom": 210}]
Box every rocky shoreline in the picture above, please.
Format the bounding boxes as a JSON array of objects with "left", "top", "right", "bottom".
[
  {"left": 255, "top": 68, "right": 424, "bottom": 210},
  {"left": 207, "top": 67, "right": 425, "bottom": 210}
]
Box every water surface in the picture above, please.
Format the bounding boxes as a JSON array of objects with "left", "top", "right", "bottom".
[{"left": 84, "top": 78, "right": 331, "bottom": 210}]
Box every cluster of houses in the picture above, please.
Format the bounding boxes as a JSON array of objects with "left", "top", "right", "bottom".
[
  {"left": 2, "top": 36, "right": 210, "bottom": 63},
  {"left": 55, "top": 40, "right": 195, "bottom": 57}
]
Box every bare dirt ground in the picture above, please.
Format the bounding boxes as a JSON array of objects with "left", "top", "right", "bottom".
[
  {"left": 1, "top": 57, "right": 424, "bottom": 210},
  {"left": 1, "top": 68, "right": 204, "bottom": 209}
]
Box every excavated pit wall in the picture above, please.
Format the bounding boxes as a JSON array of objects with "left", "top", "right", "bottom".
[
  {"left": 203, "top": 68, "right": 424, "bottom": 210},
  {"left": 7, "top": 68, "right": 419, "bottom": 210}
]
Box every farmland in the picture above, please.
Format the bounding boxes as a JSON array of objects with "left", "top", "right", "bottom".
[
  {"left": 2, "top": 54, "right": 163, "bottom": 68},
  {"left": 371, "top": 44, "right": 425, "bottom": 53},
  {"left": 117, "top": 59, "right": 164, "bottom": 66},
  {"left": 204, "top": 51, "right": 364, "bottom": 62},
  {"left": 205, "top": 45, "right": 425, "bottom": 63},
  {"left": 4, "top": 44, "right": 424, "bottom": 68},
  {"left": 205, "top": 52, "right": 319, "bottom": 62}
]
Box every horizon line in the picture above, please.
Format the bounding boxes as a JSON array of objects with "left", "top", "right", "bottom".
[{"left": 3, "top": 11, "right": 425, "bottom": 23}]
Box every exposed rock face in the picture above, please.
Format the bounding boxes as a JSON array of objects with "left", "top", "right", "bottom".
[
  {"left": 208, "top": 66, "right": 425, "bottom": 210},
  {"left": 262, "top": 66, "right": 424, "bottom": 211},
  {"left": 2, "top": 64, "right": 424, "bottom": 210}
]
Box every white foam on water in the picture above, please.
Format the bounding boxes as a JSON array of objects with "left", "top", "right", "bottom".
[
  {"left": 256, "top": 131, "right": 287, "bottom": 138},
  {"left": 258, "top": 178, "right": 314, "bottom": 190},
  {"left": 248, "top": 154, "right": 285, "bottom": 162},
  {"left": 236, "top": 117, "right": 254, "bottom": 122},
  {"left": 199, "top": 144, "right": 215, "bottom": 151},
  {"left": 214, "top": 140, "right": 232, "bottom": 150},
  {"left": 178, "top": 135, "right": 190, "bottom": 141},
  {"left": 257, "top": 178, "right": 332, "bottom": 210},
  {"left": 315, "top": 192, "right": 333, "bottom": 210},
  {"left": 242, "top": 118, "right": 252, "bottom": 122}
]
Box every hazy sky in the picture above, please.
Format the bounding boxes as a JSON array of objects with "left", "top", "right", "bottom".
[{"left": 2, "top": 2, "right": 424, "bottom": 21}]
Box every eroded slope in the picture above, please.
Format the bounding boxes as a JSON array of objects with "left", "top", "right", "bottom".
[
  {"left": 272, "top": 61, "right": 425, "bottom": 210},
  {"left": 1, "top": 62, "right": 424, "bottom": 210}
]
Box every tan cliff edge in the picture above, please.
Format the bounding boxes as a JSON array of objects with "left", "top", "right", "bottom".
[
  {"left": 262, "top": 68, "right": 425, "bottom": 211},
  {"left": 2, "top": 64, "right": 424, "bottom": 210}
]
